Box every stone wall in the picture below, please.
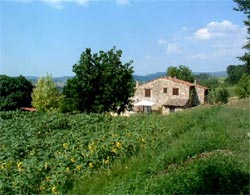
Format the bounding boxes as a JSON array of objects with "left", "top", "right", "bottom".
[
  {"left": 195, "top": 87, "right": 206, "bottom": 104},
  {"left": 162, "top": 106, "right": 184, "bottom": 115},
  {"left": 134, "top": 78, "right": 191, "bottom": 110}
]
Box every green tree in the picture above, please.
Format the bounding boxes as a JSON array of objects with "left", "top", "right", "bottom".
[
  {"left": 226, "top": 65, "right": 245, "bottom": 84},
  {"left": 194, "top": 73, "right": 220, "bottom": 90},
  {"left": 215, "top": 88, "right": 230, "bottom": 104},
  {"left": 234, "top": 0, "right": 250, "bottom": 74},
  {"left": 166, "top": 65, "right": 194, "bottom": 82},
  {"left": 63, "top": 47, "right": 135, "bottom": 114},
  {"left": 235, "top": 74, "right": 250, "bottom": 99},
  {"left": 0, "top": 75, "right": 33, "bottom": 111},
  {"left": 31, "top": 74, "right": 62, "bottom": 112}
]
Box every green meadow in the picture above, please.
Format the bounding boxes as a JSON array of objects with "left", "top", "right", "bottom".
[{"left": 1, "top": 99, "right": 249, "bottom": 194}]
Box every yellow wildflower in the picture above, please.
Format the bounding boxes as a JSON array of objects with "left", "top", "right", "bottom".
[
  {"left": 44, "top": 162, "right": 48, "bottom": 170},
  {"left": 63, "top": 143, "right": 69, "bottom": 149},
  {"left": 17, "top": 162, "right": 23, "bottom": 170},
  {"left": 70, "top": 158, "right": 76, "bottom": 163},
  {"left": 111, "top": 148, "right": 117, "bottom": 154},
  {"left": 89, "top": 162, "right": 94, "bottom": 168},
  {"left": 66, "top": 167, "right": 70, "bottom": 173},
  {"left": 0, "top": 163, "right": 5, "bottom": 170},
  {"left": 51, "top": 186, "right": 58, "bottom": 194},
  {"left": 76, "top": 165, "right": 82, "bottom": 171},
  {"left": 40, "top": 186, "right": 45, "bottom": 191},
  {"left": 46, "top": 176, "right": 51, "bottom": 182},
  {"left": 104, "top": 156, "right": 110, "bottom": 164},
  {"left": 116, "top": 141, "right": 122, "bottom": 148}
]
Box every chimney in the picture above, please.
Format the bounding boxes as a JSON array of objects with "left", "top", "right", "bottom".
[
  {"left": 136, "top": 80, "right": 139, "bottom": 88},
  {"left": 194, "top": 80, "right": 197, "bottom": 84}
]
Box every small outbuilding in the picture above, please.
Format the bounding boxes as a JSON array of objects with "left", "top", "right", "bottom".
[
  {"left": 162, "top": 98, "right": 190, "bottom": 114},
  {"left": 133, "top": 100, "right": 155, "bottom": 113}
]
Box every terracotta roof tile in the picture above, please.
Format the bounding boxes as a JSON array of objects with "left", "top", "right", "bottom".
[
  {"left": 139, "top": 76, "right": 209, "bottom": 89},
  {"left": 163, "top": 98, "right": 189, "bottom": 107}
]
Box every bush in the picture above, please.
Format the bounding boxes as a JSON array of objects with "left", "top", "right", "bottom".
[
  {"left": 145, "top": 154, "right": 249, "bottom": 194},
  {"left": 207, "top": 88, "right": 229, "bottom": 104},
  {"left": 235, "top": 74, "right": 250, "bottom": 99},
  {"left": 215, "top": 88, "right": 230, "bottom": 104}
]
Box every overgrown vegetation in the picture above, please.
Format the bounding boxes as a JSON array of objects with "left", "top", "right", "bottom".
[
  {"left": 1, "top": 99, "right": 249, "bottom": 194},
  {"left": 0, "top": 75, "right": 33, "bottom": 111}
]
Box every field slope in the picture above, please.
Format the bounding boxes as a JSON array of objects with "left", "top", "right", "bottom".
[
  {"left": 71, "top": 99, "right": 250, "bottom": 194},
  {"left": 0, "top": 99, "right": 249, "bottom": 194}
]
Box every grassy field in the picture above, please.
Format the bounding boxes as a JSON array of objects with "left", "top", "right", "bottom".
[{"left": 1, "top": 99, "right": 250, "bottom": 194}]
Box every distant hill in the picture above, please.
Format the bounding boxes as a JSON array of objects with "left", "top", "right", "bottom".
[
  {"left": 25, "top": 71, "right": 227, "bottom": 86},
  {"left": 133, "top": 71, "right": 227, "bottom": 82}
]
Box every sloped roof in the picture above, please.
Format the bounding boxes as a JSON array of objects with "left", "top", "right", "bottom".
[
  {"left": 139, "top": 76, "right": 208, "bottom": 89},
  {"left": 163, "top": 98, "right": 189, "bottom": 107},
  {"left": 134, "top": 100, "right": 155, "bottom": 106}
]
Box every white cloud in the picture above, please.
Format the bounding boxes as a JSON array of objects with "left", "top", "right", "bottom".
[
  {"left": 165, "top": 43, "right": 181, "bottom": 55},
  {"left": 116, "top": 0, "right": 130, "bottom": 6},
  {"left": 193, "top": 28, "right": 211, "bottom": 40},
  {"left": 184, "top": 20, "right": 247, "bottom": 59},
  {"left": 191, "top": 20, "right": 243, "bottom": 41},
  {"left": 158, "top": 39, "right": 181, "bottom": 55},
  {"left": 158, "top": 39, "right": 168, "bottom": 45},
  {"left": 40, "top": 0, "right": 92, "bottom": 9},
  {"left": 16, "top": 0, "right": 131, "bottom": 8}
]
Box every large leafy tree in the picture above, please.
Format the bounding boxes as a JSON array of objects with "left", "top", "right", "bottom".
[
  {"left": 0, "top": 75, "right": 33, "bottom": 111},
  {"left": 166, "top": 65, "right": 194, "bottom": 82},
  {"left": 63, "top": 47, "right": 135, "bottom": 114},
  {"left": 235, "top": 74, "right": 250, "bottom": 98},
  {"left": 194, "top": 73, "right": 220, "bottom": 90},
  {"left": 234, "top": 0, "right": 250, "bottom": 74},
  {"left": 226, "top": 65, "right": 245, "bottom": 84},
  {"left": 31, "top": 74, "right": 62, "bottom": 112}
]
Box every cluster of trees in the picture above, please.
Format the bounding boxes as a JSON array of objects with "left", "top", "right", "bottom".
[
  {"left": 62, "top": 47, "right": 134, "bottom": 114},
  {"left": 227, "top": 0, "right": 250, "bottom": 98},
  {"left": 0, "top": 75, "right": 33, "bottom": 111},
  {"left": 0, "top": 48, "right": 134, "bottom": 113}
]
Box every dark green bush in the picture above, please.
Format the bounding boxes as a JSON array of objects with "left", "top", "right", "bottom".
[{"left": 145, "top": 154, "right": 249, "bottom": 194}]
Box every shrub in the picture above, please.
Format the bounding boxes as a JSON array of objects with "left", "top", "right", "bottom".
[{"left": 235, "top": 74, "right": 250, "bottom": 99}]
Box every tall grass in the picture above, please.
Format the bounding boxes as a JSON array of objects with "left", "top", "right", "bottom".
[{"left": 69, "top": 99, "right": 250, "bottom": 195}]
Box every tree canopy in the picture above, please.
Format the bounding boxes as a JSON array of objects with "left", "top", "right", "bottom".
[
  {"left": 31, "top": 74, "right": 62, "bottom": 112},
  {"left": 63, "top": 47, "right": 135, "bottom": 114},
  {"left": 0, "top": 75, "right": 33, "bottom": 111},
  {"left": 226, "top": 65, "right": 245, "bottom": 84},
  {"left": 235, "top": 74, "right": 250, "bottom": 99},
  {"left": 166, "top": 65, "right": 194, "bottom": 83},
  {"left": 234, "top": 0, "right": 250, "bottom": 74},
  {"left": 194, "top": 73, "right": 220, "bottom": 90}
]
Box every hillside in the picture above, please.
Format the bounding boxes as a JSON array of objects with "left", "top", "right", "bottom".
[
  {"left": 69, "top": 99, "right": 249, "bottom": 195},
  {"left": 25, "top": 71, "right": 227, "bottom": 86},
  {"left": 1, "top": 99, "right": 249, "bottom": 194}
]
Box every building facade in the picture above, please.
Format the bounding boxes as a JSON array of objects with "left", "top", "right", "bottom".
[{"left": 133, "top": 77, "right": 208, "bottom": 114}]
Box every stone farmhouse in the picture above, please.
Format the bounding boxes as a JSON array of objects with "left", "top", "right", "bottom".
[{"left": 133, "top": 76, "right": 208, "bottom": 114}]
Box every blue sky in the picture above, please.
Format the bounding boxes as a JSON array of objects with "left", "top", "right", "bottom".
[{"left": 0, "top": 0, "right": 247, "bottom": 76}]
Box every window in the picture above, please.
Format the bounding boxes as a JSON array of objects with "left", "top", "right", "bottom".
[
  {"left": 145, "top": 89, "right": 151, "bottom": 97},
  {"left": 163, "top": 88, "right": 168, "bottom": 93},
  {"left": 170, "top": 107, "right": 175, "bottom": 112},
  {"left": 173, "top": 88, "right": 179, "bottom": 95}
]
